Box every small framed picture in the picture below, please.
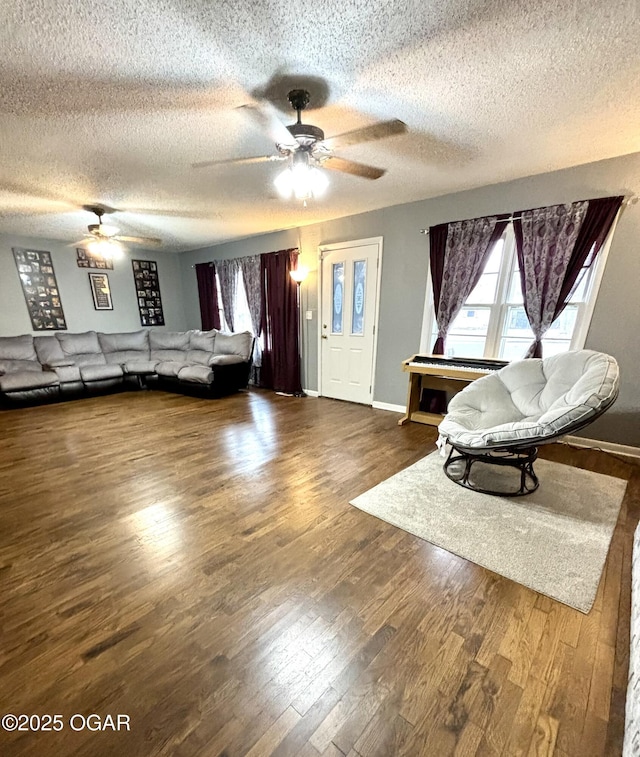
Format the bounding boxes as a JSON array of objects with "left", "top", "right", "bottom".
[{"left": 89, "top": 272, "right": 113, "bottom": 310}]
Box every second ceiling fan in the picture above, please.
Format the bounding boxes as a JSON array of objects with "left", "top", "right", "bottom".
[
  {"left": 72, "top": 205, "right": 162, "bottom": 258},
  {"left": 192, "top": 89, "right": 407, "bottom": 201}
]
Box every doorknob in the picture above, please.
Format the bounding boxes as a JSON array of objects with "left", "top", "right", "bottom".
[{"left": 321, "top": 335, "right": 328, "bottom": 339}]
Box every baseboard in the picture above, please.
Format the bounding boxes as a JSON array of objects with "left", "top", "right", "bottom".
[
  {"left": 372, "top": 401, "right": 405, "bottom": 414},
  {"left": 562, "top": 435, "right": 640, "bottom": 460},
  {"left": 303, "top": 389, "right": 319, "bottom": 397}
]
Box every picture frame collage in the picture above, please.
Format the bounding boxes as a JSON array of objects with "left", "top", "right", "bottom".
[
  {"left": 12, "top": 248, "right": 67, "bottom": 331},
  {"left": 132, "top": 259, "right": 165, "bottom": 326},
  {"left": 76, "top": 247, "right": 114, "bottom": 270}
]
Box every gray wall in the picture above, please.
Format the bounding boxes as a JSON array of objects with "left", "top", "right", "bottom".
[
  {"left": 0, "top": 234, "right": 187, "bottom": 336},
  {"left": 179, "top": 151, "right": 640, "bottom": 447}
]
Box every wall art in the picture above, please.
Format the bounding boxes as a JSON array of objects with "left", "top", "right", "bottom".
[
  {"left": 89, "top": 272, "right": 113, "bottom": 310},
  {"left": 76, "top": 247, "right": 114, "bottom": 270},
  {"left": 12, "top": 248, "right": 67, "bottom": 331},
  {"left": 132, "top": 259, "right": 164, "bottom": 326}
]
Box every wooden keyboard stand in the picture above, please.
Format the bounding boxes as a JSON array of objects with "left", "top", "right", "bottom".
[{"left": 398, "top": 354, "right": 499, "bottom": 427}]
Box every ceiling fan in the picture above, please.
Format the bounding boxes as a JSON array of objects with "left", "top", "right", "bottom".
[
  {"left": 72, "top": 205, "right": 162, "bottom": 258},
  {"left": 192, "top": 89, "right": 408, "bottom": 201}
]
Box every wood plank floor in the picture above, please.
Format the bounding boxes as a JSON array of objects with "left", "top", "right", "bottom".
[{"left": 0, "top": 388, "right": 637, "bottom": 757}]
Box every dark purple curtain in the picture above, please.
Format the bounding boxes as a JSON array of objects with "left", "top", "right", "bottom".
[
  {"left": 513, "top": 195, "right": 623, "bottom": 358},
  {"left": 260, "top": 248, "right": 302, "bottom": 395},
  {"left": 430, "top": 215, "right": 509, "bottom": 354},
  {"left": 553, "top": 196, "right": 623, "bottom": 319},
  {"left": 195, "top": 262, "right": 221, "bottom": 331}
]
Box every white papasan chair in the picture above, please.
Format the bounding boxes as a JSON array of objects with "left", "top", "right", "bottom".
[{"left": 438, "top": 350, "right": 619, "bottom": 496}]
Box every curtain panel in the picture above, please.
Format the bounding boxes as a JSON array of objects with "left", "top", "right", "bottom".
[
  {"left": 194, "top": 262, "right": 221, "bottom": 331},
  {"left": 260, "top": 248, "right": 302, "bottom": 395},
  {"left": 217, "top": 259, "right": 240, "bottom": 332},
  {"left": 429, "top": 214, "right": 509, "bottom": 354},
  {"left": 513, "top": 195, "right": 623, "bottom": 358},
  {"left": 239, "top": 255, "right": 263, "bottom": 383}
]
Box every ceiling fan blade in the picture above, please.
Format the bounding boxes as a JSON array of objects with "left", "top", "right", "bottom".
[
  {"left": 237, "top": 103, "right": 299, "bottom": 150},
  {"left": 116, "top": 235, "right": 163, "bottom": 247},
  {"left": 321, "top": 156, "right": 386, "bottom": 180},
  {"left": 70, "top": 238, "right": 91, "bottom": 247},
  {"left": 192, "top": 154, "right": 286, "bottom": 169},
  {"left": 321, "top": 119, "right": 407, "bottom": 151}
]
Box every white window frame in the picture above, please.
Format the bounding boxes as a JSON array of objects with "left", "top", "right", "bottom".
[{"left": 419, "top": 217, "right": 620, "bottom": 359}]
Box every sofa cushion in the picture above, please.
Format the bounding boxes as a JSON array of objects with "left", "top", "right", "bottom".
[
  {"left": 189, "top": 330, "right": 216, "bottom": 352},
  {"left": 0, "top": 371, "right": 59, "bottom": 392},
  {"left": 0, "top": 359, "right": 43, "bottom": 374},
  {"left": 155, "top": 361, "right": 186, "bottom": 378},
  {"left": 213, "top": 331, "right": 253, "bottom": 361},
  {"left": 57, "top": 331, "right": 101, "bottom": 356},
  {"left": 53, "top": 365, "right": 82, "bottom": 384},
  {"left": 124, "top": 361, "right": 159, "bottom": 375},
  {"left": 34, "top": 336, "right": 66, "bottom": 365},
  {"left": 186, "top": 349, "right": 214, "bottom": 366},
  {"left": 178, "top": 365, "right": 213, "bottom": 385},
  {"left": 98, "top": 330, "right": 149, "bottom": 353},
  {"left": 79, "top": 364, "right": 123, "bottom": 382},
  {"left": 149, "top": 331, "right": 190, "bottom": 351},
  {"left": 55, "top": 331, "right": 106, "bottom": 366},
  {"left": 150, "top": 349, "right": 188, "bottom": 363},
  {"left": 104, "top": 350, "right": 152, "bottom": 365},
  {"left": 209, "top": 354, "right": 245, "bottom": 366},
  {"left": 0, "top": 335, "right": 37, "bottom": 362}
]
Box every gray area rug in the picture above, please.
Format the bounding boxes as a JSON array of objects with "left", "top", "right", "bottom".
[{"left": 350, "top": 451, "right": 627, "bottom": 613}]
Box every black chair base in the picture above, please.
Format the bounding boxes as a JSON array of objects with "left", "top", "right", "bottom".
[{"left": 443, "top": 444, "right": 540, "bottom": 497}]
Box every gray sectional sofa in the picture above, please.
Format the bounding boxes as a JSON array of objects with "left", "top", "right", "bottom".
[{"left": 0, "top": 328, "right": 254, "bottom": 405}]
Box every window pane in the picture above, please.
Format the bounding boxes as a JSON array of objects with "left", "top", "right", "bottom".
[
  {"left": 444, "top": 335, "right": 486, "bottom": 358},
  {"left": 569, "top": 267, "right": 590, "bottom": 303},
  {"left": 545, "top": 306, "right": 577, "bottom": 339},
  {"left": 541, "top": 339, "right": 571, "bottom": 356},
  {"left": 466, "top": 272, "right": 499, "bottom": 304},
  {"left": 503, "top": 306, "right": 533, "bottom": 339},
  {"left": 499, "top": 338, "right": 529, "bottom": 361},
  {"left": 484, "top": 239, "right": 504, "bottom": 273},
  {"left": 332, "top": 262, "right": 344, "bottom": 334},
  {"left": 500, "top": 337, "right": 572, "bottom": 361},
  {"left": 449, "top": 307, "right": 491, "bottom": 336},
  {"left": 507, "top": 269, "right": 523, "bottom": 304},
  {"left": 351, "top": 260, "right": 366, "bottom": 335}
]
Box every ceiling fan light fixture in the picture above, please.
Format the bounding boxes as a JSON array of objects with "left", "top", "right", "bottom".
[
  {"left": 274, "top": 151, "right": 329, "bottom": 202},
  {"left": 87, "top": 237, "right": 124, "bottom": 260}
]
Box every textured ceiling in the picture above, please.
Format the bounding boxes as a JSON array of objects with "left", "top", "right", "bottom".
[{"left": 0, "top": 0, "right": 639, "bottom": 252}]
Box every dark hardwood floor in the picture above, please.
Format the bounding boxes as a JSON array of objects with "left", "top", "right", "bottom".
[{"left": 0, "top": 388, "right": 638, "bottom": 757}]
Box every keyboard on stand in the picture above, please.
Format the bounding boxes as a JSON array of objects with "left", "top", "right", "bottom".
[
  {"left": 406, "top": 355, "right": 508, "bottom": 373},
  {"left": 399, "top": 354, "right": 508, "bottom": 427}
]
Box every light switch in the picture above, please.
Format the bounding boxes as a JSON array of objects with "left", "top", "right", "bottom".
[{"left": 305, "top": 310, "right": 313, "bottom": 320}]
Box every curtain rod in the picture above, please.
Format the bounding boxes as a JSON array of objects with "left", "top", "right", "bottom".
[
  {"left": 419, "top": 194, "right": 637, "bottom": 235},
  {"left": 190, "top": 247, "right": 300, "bottom": 268}
]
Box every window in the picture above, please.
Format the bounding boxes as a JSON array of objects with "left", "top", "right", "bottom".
[
  {"left": 422, "top": 224, "right": 610, "bottom": 361},
  {"left": 215, "top": 268, "right": 255, "bottom": 335}
]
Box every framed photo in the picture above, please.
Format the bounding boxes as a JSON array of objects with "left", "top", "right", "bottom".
[
  {"left": 131, "top": 259, "right": 164, "bottom": 326},
  {"left": 76, "top": 247, "right": 114, "bottom": 270},
  {"left": 88, "top": 272, "right": 113, "bottom": 310},
  {"left": 12, "top": 248, "right": 67, "bottom": 330}
]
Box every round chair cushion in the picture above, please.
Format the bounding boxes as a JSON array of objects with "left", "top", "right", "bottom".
[{"left": 438, "top": 350, "right": 619, "bottom": 450}]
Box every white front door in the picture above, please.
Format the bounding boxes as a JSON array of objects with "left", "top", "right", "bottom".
[{"left": 319, "top": 238, "right": 382, "bottom": 404}]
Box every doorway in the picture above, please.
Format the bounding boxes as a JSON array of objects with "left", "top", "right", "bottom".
[{"left": 318, "top": 237, "right": 383, "bottom": 404}]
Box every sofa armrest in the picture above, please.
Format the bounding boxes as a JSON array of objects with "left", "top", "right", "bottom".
[
  {"left": 42, "top": 359, "right": 76, "bottom": 369},
  {"left": 208, "top": 354, "right": 245, "bottom": 367}
]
